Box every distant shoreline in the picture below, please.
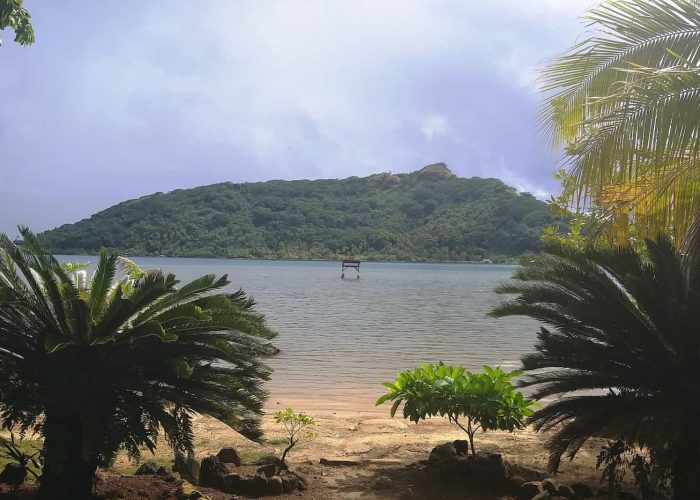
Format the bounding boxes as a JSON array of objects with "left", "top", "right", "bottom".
[{"left": 54, "top": 253, "right": 522, "bottom": 265}]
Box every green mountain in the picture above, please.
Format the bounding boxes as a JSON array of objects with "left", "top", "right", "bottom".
[{"left": 38, "top": 164, "right": 557, "bottom": 261}]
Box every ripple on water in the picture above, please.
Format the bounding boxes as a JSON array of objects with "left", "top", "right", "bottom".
[{"left": 58, "top": 257, "right": 542, "bottom": 411}]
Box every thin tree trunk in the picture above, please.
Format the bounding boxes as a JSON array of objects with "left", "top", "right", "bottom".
[
  {"left": 279, "top": 439, "right": 296, "bottom": 474},
  {"left": 39, "top": 409, "right": 96, "bottom": 500},
  {"left": 467, "top": 420, "right": 476, "bottom": 458},
  {"left": 451, "top": 416, "right": 478, "bottom": 457}
]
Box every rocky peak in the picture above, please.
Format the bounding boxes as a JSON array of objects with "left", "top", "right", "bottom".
[{"left": 415, "top": 163, "right": 455, "bottom": 181}]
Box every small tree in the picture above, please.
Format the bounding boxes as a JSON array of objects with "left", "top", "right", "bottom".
[
  {"left": 274, "top": 408, "right": 316, "bottom": 471},
  {"left": 376, "top": 363, "right": 534, "bottom": 457}
]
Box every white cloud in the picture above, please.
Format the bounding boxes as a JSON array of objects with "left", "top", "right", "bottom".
[
  {"left": 497, "top": 51, "right": 540, "bottom": 91},
  {"left": 420, "top": 115, "right": 449, "bottom": 141},
  {"left": 490, "top": 158, "right": 556, "bottom": 199}
]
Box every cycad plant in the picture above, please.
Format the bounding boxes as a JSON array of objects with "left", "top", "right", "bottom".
[
  {"left": 0, "top": 227, "right": 276, "bottom": 499},
  {"left": 541, "top": 0, "right": 700, "bottom": 250},
  {"left": 491, "top": 237, "right": 700, "bottom": 499}
]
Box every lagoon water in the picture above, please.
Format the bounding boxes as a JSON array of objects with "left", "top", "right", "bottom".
[{"left": 58, "top": 257, "right": 540, "bottom": 412}]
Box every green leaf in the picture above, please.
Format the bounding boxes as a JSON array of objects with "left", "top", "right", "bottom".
[
  {"left": 128, "top": 320, "right": 172, "bottom": 342},
  {"left": 89, "top": 250, "right": 118, "bottom": 323},
  {"left": 375, "top": 393, "right": 393, "bottom": 406},
  {"left": 170, "top": 359, "right": 193, "bottom": 379},
  {"left": 390, "top": 399, "right": 402, "bottom": 418}
]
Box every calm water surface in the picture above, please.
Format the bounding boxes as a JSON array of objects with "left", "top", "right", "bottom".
[{"left": 58, "top": 257, "right": 540, "bottom": 411}]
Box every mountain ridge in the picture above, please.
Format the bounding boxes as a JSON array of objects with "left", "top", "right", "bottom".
[{"left": 38, "top": 164, "right": 557, "bottom": 261}]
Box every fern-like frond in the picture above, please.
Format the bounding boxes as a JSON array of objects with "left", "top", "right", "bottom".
[{"left": 492, "top": 238, "right": 700, "bottom": 480}]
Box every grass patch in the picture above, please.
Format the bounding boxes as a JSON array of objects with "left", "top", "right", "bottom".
[
  {"left": 239, "top": 449, "right": 274, "bottom": 465},
  {"left": 264, "top": 437, "right": 288, "bottom": 446},
  {"left": 107, "top": 456, "right": 174, "bottom": 476},
  {"left": 0, "top": 438, "right": 43, "bottom": 483}
]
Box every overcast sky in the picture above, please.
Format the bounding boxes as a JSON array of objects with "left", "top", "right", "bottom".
[{"left": 0, "top": 0, "right": 596, "bottom": 236}]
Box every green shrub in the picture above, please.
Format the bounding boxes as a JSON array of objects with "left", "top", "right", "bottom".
[
  {"left": 376, "top": 363, "right": 534, "bottom": 456},
  {"left": 0, "top": 434, "right": 41, "bottom": 485},
  {"left": 596, "top": 440, "right": 671, "bottom": 498}
]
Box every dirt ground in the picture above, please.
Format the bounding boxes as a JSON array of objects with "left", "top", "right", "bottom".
[
  {"left": 103, "top": 406, "right": 607, "bottom": 499},
  {"left": 1, "top": 404, "right": 609, "bottom": 499}
]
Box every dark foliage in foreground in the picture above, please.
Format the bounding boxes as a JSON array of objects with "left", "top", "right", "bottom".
[
  {"left": 491, "top": 237, "right": 700, "bottom": 499},
  {"left": 0, "top": 228, "right": 276, "bottom": 498},
  {"left": 37, "top": 164, "right": 555, "bottom": 261}
]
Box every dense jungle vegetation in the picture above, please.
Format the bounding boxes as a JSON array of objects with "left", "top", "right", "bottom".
[{"left": 38, "top": 164, "right": 556, "bottom": 261}]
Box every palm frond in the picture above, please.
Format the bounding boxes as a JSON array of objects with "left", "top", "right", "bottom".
[
  {"left": 0, "top": 226, "right": 278, "bottom": 481},
  {"left": 492, "top": 238, "right": 700, "bottom": 476},
  {"left": 89, "top": 250, "right": 118, "bottom": 323},
  {"left": 541, "top": 0, "right": 700, "bottom": 245}
]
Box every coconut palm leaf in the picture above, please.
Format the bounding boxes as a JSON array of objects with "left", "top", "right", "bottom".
[
  {"left": 542, "top": 0, "right": 700, "bottom": 247},
  {"left": 542, "top": 0, "right": 700, "bottom": 142}
]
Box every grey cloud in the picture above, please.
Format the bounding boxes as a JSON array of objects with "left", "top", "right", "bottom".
[{"left": 1, "top": 0, "right": 588, "bottom": 234}]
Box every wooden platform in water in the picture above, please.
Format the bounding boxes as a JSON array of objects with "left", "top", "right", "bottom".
[{"left": 341, "top": 260, "right": 360, "bottom": 278}]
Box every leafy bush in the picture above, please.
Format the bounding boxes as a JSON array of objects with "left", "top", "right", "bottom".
[
  {"left": 273, "top": 408, "right": 316, "bottom": 470},
  {"left": 376, "top": 363, "right": 534, "bottom": 456},
  {"left": 596, "top": 440, "right": 671, "bottom": 499}
]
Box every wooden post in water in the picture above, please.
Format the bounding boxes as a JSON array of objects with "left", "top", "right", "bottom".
[{"left": 341, "top": 260, "right": 360, "bottom": 279}]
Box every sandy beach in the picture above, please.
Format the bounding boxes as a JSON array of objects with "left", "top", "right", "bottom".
[{"left": 104, "top": 400, "right": 608, "bottom": 499}]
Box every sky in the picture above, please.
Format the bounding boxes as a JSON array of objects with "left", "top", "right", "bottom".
[{"left": 0, "top": 0, "right": 597, "bottom": 237}]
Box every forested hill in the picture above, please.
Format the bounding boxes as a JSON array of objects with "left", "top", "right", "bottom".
[{"left": 38, "top": 164, "right": 556, "bottom": 261}]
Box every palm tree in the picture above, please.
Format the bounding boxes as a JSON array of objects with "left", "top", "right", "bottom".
[
  {"left": 0, "top": 227, "right": 277, "bottom": 499},
  {"left": 542, "top": 0, "right": 700, "bottom": 251},
  {"left": 491, "top": 238, "right": 700, "bottom": 499}
]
